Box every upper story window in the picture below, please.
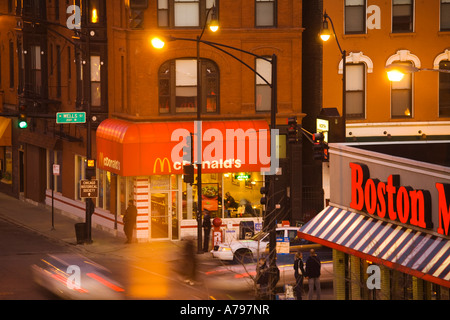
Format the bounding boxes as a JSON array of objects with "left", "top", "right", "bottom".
[
  {"left": 90, "top": 55, "right": 101, "bottom": 107},
  {"left": 255, "top": 0, "right": 276, "bottom": 27},
  {"left": 158, "top": 59, "right": 219, "bottom": 114},
  {"left": 346, "top": 63, "right": 365, "bottom": 119},
  {"left": 158, "top": 0, "right": 218, "bottom": 28},
  {"left": 392, "top": 0, "right": 414, "bottom": 33},
  {"left": 345, "top": 0, "right": 366, "bottom": 34},
  {"left": 439, "top": 60, "right": 450, "bottom": 117},
  {"left": 29, "top": 45, "right": 42, "bottom": 96},
  {"left": 441, "top": 0, "right": 450, "bottom": 31},
  {"left": 255, "top": 57, "right": 272, "bottom": 112},
  {"left": 391, "top": 61, "right": 413, "bottom": 118}
]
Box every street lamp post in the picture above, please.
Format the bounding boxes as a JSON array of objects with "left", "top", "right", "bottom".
[
  {"left": 386, "top": 63, "right": 450, "bottom": 81},
  {"left": 152, "top": 34, "right": 279, "bottom": 299},
  {"left": 320, "top": 12, "right": 347, "bottom": 142}
]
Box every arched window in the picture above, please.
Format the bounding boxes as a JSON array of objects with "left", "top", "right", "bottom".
[
  {"left": 158, "top": 58, "right": 219, "bottom": 114},
  {"left": 434, "top": 50, "right": 450, "bottom": 117},
  {"left": 339, "top": 52, "right": 373, "bottom": 119},
  {"left": 386, "top": 50, "right": 420, "bottom": 118}
]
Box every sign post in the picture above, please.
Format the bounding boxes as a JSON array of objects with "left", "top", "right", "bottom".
[{"left": 51, "top": 164, "right": 60, "bottom": 230}]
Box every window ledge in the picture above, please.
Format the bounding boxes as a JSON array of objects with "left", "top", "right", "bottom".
[
  {"left": 342, "top": 33, "right": 369, "bottom": 40},
  {"left": 389, "top": 32, "right": 416, "bottom": 38}
]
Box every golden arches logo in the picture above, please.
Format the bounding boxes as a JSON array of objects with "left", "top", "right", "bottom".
[{"left": 153, "top": 157, "right": 172, "bottom": 174}]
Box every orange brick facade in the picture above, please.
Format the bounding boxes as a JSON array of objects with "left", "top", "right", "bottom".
[{"left": 322, "top": 0, "right": 450, "bottom": 140}]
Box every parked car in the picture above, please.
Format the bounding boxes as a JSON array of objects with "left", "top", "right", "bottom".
[
  {"left": 212, "top": 226, "right": 332, "bottom": 263},
  {"left": 31, "top": 253, "right": 125, "bottom": 300}
]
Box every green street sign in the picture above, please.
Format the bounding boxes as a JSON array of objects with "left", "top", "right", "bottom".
[{"left": 56, "top": 112, "right": 86, "bottom": 124}]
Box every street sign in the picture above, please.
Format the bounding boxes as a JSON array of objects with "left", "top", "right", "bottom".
[
  {"left": 56, "top": 112, "right": 86, "bottom": 124},
  {"left": 53, "top": 164, "right": 60, "bottom": 176},
  {"left": 80, "top": 179, "right": 98, "bottom": 198}
]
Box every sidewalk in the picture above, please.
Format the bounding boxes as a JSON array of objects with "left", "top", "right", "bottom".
[{"left": 0, "top": 192, "right": 202, "bottom": 263}]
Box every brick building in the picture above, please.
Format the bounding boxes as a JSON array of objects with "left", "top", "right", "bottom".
[{"left": 0, "top": 1, "right": 311, "bottom": 242}]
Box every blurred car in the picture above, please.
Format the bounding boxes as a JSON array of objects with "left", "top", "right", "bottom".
[
  {"left": 212, "top": 226, "right": 332, "bottom": 263},
  {"left": 205, "top": 255, "right": 334, "bottom": 292},
  {"left": 31, "top": 253, "right": 125, "bottom": 300}
]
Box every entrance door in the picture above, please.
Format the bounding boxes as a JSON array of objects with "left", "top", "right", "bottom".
[{"left": 150, "top": 192, "right": 170, "bottom": 239}]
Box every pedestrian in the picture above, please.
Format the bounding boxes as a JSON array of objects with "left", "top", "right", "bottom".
[
  {"left": 202, "top": 209, "right": 212, "bottom": 252},
  {"left": 256, "top": 257, "right": 269, "bottom": 299},
  {"left": 123, "top": 200, "right": 137, "bottom": 244},
  {"left": 293, "top": 250, "right": 305, "bottom": 300},
  {"left": 305, "top": 248, "right": 321, "bottom": 300},
  {"left": 182, "top": 240, "right": 197, "bottom": 285}
]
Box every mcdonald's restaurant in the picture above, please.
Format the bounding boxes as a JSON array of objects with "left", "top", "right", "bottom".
[
  {"left": 93, "top": 118, "right": 277, "bottom": 242},
  {"left": 299, "top": 142, "right": 450, "bottom": 300}
]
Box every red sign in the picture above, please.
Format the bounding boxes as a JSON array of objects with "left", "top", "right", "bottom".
[
  {"left": 96, "top": 119, "right": 271, "bottom": 176},
  {"left": 349, "top": 162, "right": 433, "bottom": 230},
  {"left": 436, "top": 182, "right": 450, "bottom": 236}
]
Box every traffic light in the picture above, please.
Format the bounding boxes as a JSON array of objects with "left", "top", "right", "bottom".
[
  {"left": 183, "top": 164, "right": 194, "bottom": 184},
  {"left": 85, "top": 159, "right": 96, "bottom": 179},
  {"left": 18, "top": 105, "right": 28, "bottom": 129},
  {"left": 312, "top": 132, "right": 326, "bottom": 161},
  {"left": 183, "top": 134, "right": 193, "bottom": 163},
  {"left": 287, "top": 116, "right": 298, "bottom": 144},
  {"left": 323, "top": 144, "right": 329, "bottom": 162},
  {"left": 260, "top": 185, "right": 269, "bottom": 205}
]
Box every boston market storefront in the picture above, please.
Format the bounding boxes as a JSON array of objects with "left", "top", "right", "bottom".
[
  {"left": 96, "top": 118, "right": 274, "bottom": 242},
  {"left": 300, "top": 142, "right": 450, "bottom": 300}
]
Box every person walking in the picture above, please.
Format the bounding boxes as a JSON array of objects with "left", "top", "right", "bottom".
[
  {"left": 305, "top": 248, "right": 321, "bottom": 300},
  {"left": 293, "top": 250, "right": 305, "bottom": 300},
  {"left": 202, "top": 209, "right": 212, "bottom": 252},
  {"left": 256, "top": 258, "right": 269, "bottom": 299},
  {"left": 182, "top": 240, "right": 197, "bottom": 285},
  {"left": 123, "top": 200, "right": 137, "bottom": 244}
]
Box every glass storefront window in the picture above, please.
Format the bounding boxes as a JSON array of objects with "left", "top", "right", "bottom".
[
  {"left": 105, "top": 171, "right": 111, "bottom": 211},
  {"left": 119, "top": 176, "right": 126, "bottom": 216},
  {"left": 1, "top": 147, "right": 12, "bottom": 184},
  {"left": 182, "top": 171, "right": 264, "bottom": 220}
]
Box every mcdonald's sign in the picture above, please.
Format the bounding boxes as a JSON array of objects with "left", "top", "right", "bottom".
[{"left": 153, "top": 157, "right": 172, "bottom": 174}]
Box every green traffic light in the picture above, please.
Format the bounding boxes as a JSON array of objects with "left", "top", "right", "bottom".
[{"left": 18, "top": 120, "right": 28, "bottom": 129}]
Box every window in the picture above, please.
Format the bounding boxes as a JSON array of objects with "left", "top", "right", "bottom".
[
  {"left": 255, "top": 57, "right": 272, "bottom": 111},
  {"left": 158, "top": 59, "right": 219, "bottom": 114},
  {"left": 255, "top": 0, "right": 276, "bottom": 27},
  {"left": 441, "top": 0, "right": 450, "bottom": 31},
  {"left": 392, "top": 0, "right": 413, "bottom": 33},
  {"left": 89, "top": 0, "right": 101, "bottom": 24},
  {"left": 175, "top": 0, "right": 199, "bottom": 26},
  {"left": 30, "top": 45, "right": 42, "bottom": 96},
  {"left": 56, "top": 45, "right": 61, "bottom": 97},
  {"left": 90, "top": 55, "right": 101, "bottom": 107},
  {"left": 9, "top": 41, "right": 14, "bottom": 89},
  {"left": 346, "top": 63, "right": 365, "bottom": 119},
  {"left": 345, "top": 0, "right": 366, "bottom": 34},
  {"left": 391, "top": 61, "right": 412, "bottom": 118},
  {"left": 158, "top": 0, "right": 169, "bottom": 26},
  {"left": 158, "top": 0, "right": 217, "bottom": 28},
  {"left": 439, "top": 60, "right": 450, "bottom": 117}
]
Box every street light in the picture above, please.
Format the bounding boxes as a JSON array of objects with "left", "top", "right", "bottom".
[
  {"left": 320, "top": 11, "right": 347, "bottom": 142},
  {"left": 386, "top": 63, "right": 450, "bottom": 81},
  {"left": 152, "top": 16, "right": 280, "bottom": 300},
  {"left": 153, "top": 5, "right": 219, "bottom": 255}
]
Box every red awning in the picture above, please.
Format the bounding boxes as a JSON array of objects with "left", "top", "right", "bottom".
[{"left": 96, "top": 119, "right": 271, "bottom": 176}]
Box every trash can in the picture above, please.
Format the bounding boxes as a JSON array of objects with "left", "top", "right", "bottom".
[
  {"left": 239, "top": 221, "right": 254, "bottom": 239},
  {"left": 74, "top": 223, "right": 86, "bottom": 244}
]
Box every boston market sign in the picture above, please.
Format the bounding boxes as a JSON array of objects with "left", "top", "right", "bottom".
[{"left": 349, "top": 162, "right": 450, "bottom": 236}]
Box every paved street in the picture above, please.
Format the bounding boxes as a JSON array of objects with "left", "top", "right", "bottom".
[{"left": 0, "top": 193, "right": 333, "bottom": 300}]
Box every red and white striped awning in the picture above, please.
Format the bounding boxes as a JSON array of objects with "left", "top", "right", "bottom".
[{"left": 299, "top": 206, "right": 450, "bottom": 288}]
